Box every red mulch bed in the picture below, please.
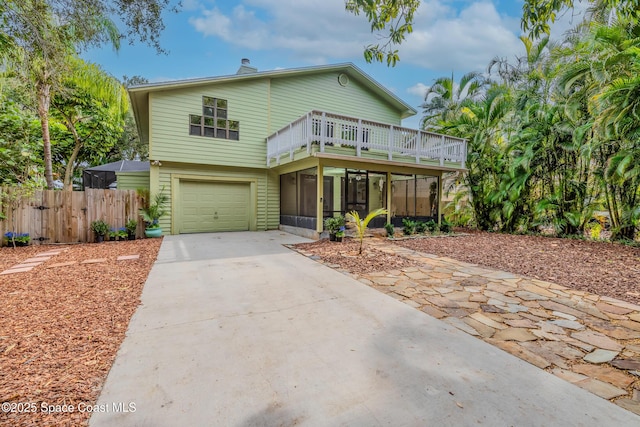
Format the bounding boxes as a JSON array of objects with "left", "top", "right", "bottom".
[
  {"left": 0, "top": 239, "right": 162, "bottom": 427},
  {"left": 295, "top": 239, "right": 421, "bottom": 275}
]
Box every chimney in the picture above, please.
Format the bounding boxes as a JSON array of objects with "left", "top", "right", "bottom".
[{"left": 237, "top": 58, "right": 258, "bottom": 75}]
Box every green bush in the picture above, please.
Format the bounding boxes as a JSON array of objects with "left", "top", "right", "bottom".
[
  {"left": 402, "top": 218, "right": 416, "bottom": 236},
  {"left": 384, "top": 222, "right": 395, "bottom": 238},
  {"left": 426, "top": 219, "right": 439, "bottom": 233},
  {"left": 415, "top": 221, "right": 427, "bottom": 234},
  {"left": 440, "top": 219, "right": 452, "bottom": 233},
  {"left": 324, "top": 215, "right": 345, "bottom": 234},
  {"left": 90, "top": 219, "right": 110, "bottom": 236},
  {"left": 125, "top": 218, "right": 138, "bottom": 234}
]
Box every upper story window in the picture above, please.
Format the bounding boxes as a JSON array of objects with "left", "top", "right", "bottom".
[{"left": 189, "top": 96, "right": 239, "bottom": 140}]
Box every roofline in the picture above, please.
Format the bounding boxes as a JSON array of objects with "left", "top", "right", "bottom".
[{"left": 129, "top": 62, "right": 416, "bottom": 116}]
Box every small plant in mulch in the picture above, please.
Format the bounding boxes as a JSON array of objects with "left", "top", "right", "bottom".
[
  {"left": 347, "top": 208, "right": 388, "bottom": 255},
  {"left": 402, "top": 218, "right": 416, "bottom": 236},
  {"left": 384, "top": 222, "right": 395, "bottom": 238},
  {"left": 425, "top": 219, "right": 439, "bottom": 233},
  {"left": 440, "top": 219, "right": 453, "bottom": 233},
  {"left": 415, "top": 221, "right": 427, "bottom": 234}
]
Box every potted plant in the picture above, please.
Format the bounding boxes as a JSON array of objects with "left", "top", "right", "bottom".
[
  {"left": 118, "top": 228, "right": 128, "bottom": 240},
  {"left": 125, "top": 219, "right": 138, "bottom": 240},
  {"left": 324, "top": 215, "right": 345, "bottom": 241},
  {"left": 4, "top": 232, "right": 30, "bottom": 247},
  {"left": 335, "top": 226, "right": 345, "bottom": 242},
  {"left": 90, "top": 219, "right": 110, "bottom": 243},
  {"left": 140, "top": 190, "right": 168, "bottom": 238}
]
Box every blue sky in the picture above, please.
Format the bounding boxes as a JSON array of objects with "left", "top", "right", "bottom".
[{"left": 83, "top": 0, "right": 586, "bottom": 128}]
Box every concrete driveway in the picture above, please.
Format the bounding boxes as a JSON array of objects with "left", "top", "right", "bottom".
[{"left": 91, "top": 231, "right": 640, "bottom": 426}]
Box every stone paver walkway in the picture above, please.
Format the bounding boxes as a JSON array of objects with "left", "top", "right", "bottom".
[
  {"left": 298, "top": 239, "right": 640, "bottom": 415},
  {"left": 0, "top": 249, "right": 141, "bottom": 275},
  {"left": 0, "top": 249, "right": 66, "bottom": 275}
]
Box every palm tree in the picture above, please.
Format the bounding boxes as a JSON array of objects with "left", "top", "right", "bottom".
[
  {"left": 559, "top": 20, "right": 640, "bottom": 239},
  {"left": 3, "top": 1, "right": 120, "bottom": 189},
  {"left": 420, "top": 71, "right": 487, "bottom": 130},
  {"left": 441, "top": 84, "right": 513, "bottom": 230},
  {"left": 52, "top": 57, "right": 129, "bottom": 189}
]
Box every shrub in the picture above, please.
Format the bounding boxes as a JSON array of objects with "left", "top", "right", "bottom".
[
  {"left": 415, "top": 221, "right": 427, "bottom": 234},
  {"left": 440, "top": 218, "right": 452, "bottom": 233},
  {"left": 125, "top": 219, "right": 138, "bottom": 234},
  {"left": 384, "top": 222, "right": 395, "bottom": 238},
  {"left": 90, "top": 219, "right": 110, "bottom": 236},
  {"left": 426, "top": 219, "right": 439, "bottom": 233},
  {"left": 402, "top": 218, "right": 416, "bottom": 236}
]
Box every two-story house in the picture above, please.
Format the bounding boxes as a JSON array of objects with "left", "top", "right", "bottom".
[{"left": 126, "top": 60, "right": 467, "bottom": 238}]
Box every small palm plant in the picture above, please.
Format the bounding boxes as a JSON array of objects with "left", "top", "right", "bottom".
[{"left": 347, "top": 208, "right": 388, "bottom": 255}]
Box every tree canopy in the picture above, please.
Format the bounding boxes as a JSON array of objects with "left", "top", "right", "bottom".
[
  {"left": 345, "top": 0, "right": 420, "bottom": 66},
  {"left": 1, "top": 0, "right": 171, "bottom": 188}
]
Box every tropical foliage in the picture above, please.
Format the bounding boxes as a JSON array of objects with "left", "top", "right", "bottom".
[
  {"left": 347, "top": 208, "right": 388, "bottom": 254},
  {"left": 0, "top": 0, "right": 164, "bottom": 189},
  {"left": 427, "top": 7, "right": 640, "bottom": 241}
]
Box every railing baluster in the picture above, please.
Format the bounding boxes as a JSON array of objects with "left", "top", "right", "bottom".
[
  {"left": 388, "top": 125, "right": 394, "bottom": 161},
  {"left": 306, "top": 113, "right": 312, "bottom": 153},
  {"left": 289, "top": 123, "right": 293, "bottom": 160},
  {"left": 320, "top": 112, "right": 326, "bottom": 152},
  {"left": 265, "top": 110, "right": 466, "bottom": 167},
  {"left": 356, "top": 119, "right": 362, "bottom": 156}
]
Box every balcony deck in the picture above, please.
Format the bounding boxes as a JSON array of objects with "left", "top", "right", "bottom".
[{"left": 266, "top": 111, "right": 467, "bottom": 169}]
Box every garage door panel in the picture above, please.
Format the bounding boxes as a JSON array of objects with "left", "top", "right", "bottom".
[{"left": 179, "top": 181, "right": 251, "bottom": 233}]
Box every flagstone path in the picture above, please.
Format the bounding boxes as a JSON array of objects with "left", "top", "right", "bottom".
[{"left": 295, "top": 239, "right": 640, "bottom": 415}]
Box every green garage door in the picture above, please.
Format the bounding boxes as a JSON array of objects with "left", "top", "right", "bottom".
[{"left": 180, "top": 181, "right": 251, "bottom": 233}]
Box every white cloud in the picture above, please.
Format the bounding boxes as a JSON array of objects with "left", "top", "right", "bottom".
[
  {"left": 187, "top": 0, "right": 525, "bottom": 73},
  {"left": 401, "top": 2, "right": 522, "bottom": 72},
  {"left": 188, "top": 0, "right": 373, "bottom": 63},
  {"left": 189, "top": 7, "right": 234, "bottom": 40},
  {"left": 407, "top": 83, "right": 429, "bottom": 98},
  {"left": 181, "top": 0, "right": 202, "bottom": 12}
]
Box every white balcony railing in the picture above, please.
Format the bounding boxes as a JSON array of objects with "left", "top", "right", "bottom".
[{"left": 266, "top": 110, "right": 467, "bottom": 168}]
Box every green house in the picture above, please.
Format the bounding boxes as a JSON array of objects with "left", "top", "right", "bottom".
[{"left": 129, "top": 60, "right": 467, "bottom": 238}]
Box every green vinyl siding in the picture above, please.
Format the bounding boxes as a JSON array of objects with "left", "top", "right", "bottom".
[
  {"left": 148, "top": 70, "right": 405, "bottom": 170},
  {"left": 115, "top": 171, "right": 150, "bottom": 191},
  {"left": 269, "top": 72, "right": 402, "bottom": 133},
  {"left": 150, "top": 79, "right": 269, "bottom": 169},
  {"left": 156, "top": 162, "right": 279, "bottom": 234}
]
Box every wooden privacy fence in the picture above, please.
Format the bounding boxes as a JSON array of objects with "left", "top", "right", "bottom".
[{"left": 0, "top": 188, "right": 145, "bottom": 245}]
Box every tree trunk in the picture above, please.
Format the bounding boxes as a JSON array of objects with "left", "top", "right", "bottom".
[
  {"left": 37, "top": 79, "right": 54, "bottom": 189},
  {"left": 63, "top": 118, "right": 82, "bottom": 190}
]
